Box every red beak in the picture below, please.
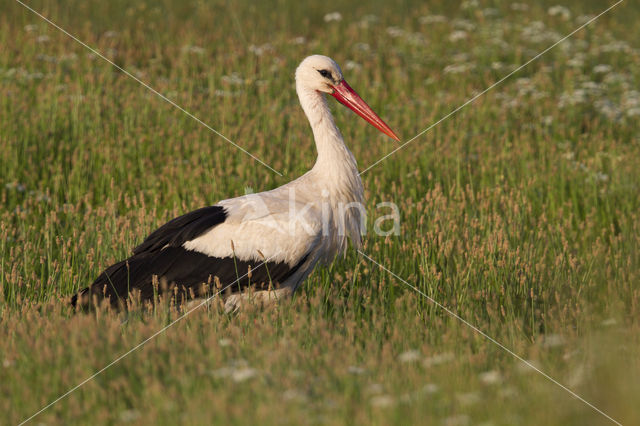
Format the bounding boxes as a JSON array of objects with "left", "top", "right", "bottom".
[{"left": 330, "top": 80, "right": 400, "bottom": 141}]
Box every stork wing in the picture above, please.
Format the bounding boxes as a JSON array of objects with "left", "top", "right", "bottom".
[{"left": 73, "top": 204, "right": 309, "bottom": 309}]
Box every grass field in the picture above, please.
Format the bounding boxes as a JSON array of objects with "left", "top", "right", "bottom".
[{"left": 1, "top": 0, "right": 639, "bottom": 424}]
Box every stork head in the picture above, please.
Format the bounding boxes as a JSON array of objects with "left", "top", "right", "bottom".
[{"left": 296, "top": 55, "right": 400, "bottom": 141}]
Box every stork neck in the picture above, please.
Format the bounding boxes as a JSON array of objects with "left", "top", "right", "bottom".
[{"left": 297, "top": 87, "right": 358, "bottom": 176}]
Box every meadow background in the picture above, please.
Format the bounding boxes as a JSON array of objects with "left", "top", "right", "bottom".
[{"left": 1, "top": 0, "right": 639, "bottom": 424}]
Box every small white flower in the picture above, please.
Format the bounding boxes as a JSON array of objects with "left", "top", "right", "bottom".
[
  {"left": 182, "top": 45, "right": 205, "bottom": 55},
  {"left": 348, "top": 365, "right": 366, "bottom": 375},
  {"left": 398, "top": 350, "right": 421, "bottom": 363},
  {"left": 593, "top": 64, "right": 612, "bottom": 74},
  {"left": 370, "top": 395, "right": 395, "bottom": 408},
  {"left": 232, "top": 367, "right": 258, "bottom": 383},
  {"left": 575, "top": 14, "right": 595, "bottom": 25},
  {"left": 323, "top": 12, "right": 342, "bottom": 22},
  {"left": 423, "top": 383, "right": 439, "bottom": 393},
  {"left": 543, "top": 334, "right": 565, "bottom": 348},
  {"left": 567, "top": 57, "right": 584, "bottom": 68},
  {"left": 344, "top": 60, "right": 362, "bottom": 71},
  {"left": 452, "top": 19, "right": 476, "bottom": 31},
  {"left": 444, "top": 63, "right": 474, "bottom": 74},
  {"left": 626, "top": 107, "right": 640, "bottom": 117},
  {"left": 449, "top": 30, "right": 468, "bottom": 42},
  {"left": 386, "top": 26, "right": 405, "bottom": 38},
  {"left": 248, "top": 43, "right": 273, "bottom": 56},
  {"left": 461, "top": 0, "right": 479, "bottom": 10},
  {"left": 479, "top": 370, "right": 502, "bottom": 385},
  {"left": 221, "top": 72, "right": 245, "bottom": 86},
  {"left": 548, "top": 5, "right": 571, "bottom": 20}
]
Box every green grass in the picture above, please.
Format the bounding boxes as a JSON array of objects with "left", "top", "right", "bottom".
[{"left": 1, "top": 0, "right": 639, "bottom": 424}]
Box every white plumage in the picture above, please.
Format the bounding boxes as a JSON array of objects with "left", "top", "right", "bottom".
[{"left": 73, "top": 55, "right": 398, "bottom": 310}]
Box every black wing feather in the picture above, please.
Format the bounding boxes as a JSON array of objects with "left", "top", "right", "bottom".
[{"left": 72, "top": 205, "right": 308, "bottom": 309}]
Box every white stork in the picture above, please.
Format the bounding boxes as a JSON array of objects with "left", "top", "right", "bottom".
[{"left": 72, "top": 55, "right": 399, "bottom": 311}]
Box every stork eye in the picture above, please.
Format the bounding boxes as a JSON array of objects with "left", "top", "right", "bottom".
[{"left": 317, "top": 69, "right": 332, "bottom": 79}]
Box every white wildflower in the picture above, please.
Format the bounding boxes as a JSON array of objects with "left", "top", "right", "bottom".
[
  {"left": 626, "top": 107, "right": 640, "bottom": 117},
  {"left": 444, "top": 63, "right": 474, "bottom": 74},
  {"left": 558, "top": 90, "right": 587, "bottom": 107},
  {"left": 452, "top": 19, "right": 475, "bottom": 31},
  {"left": 593, "top": 64, "right": 612, "bottom": 74},
  {"left": 594, "top": 172, "right": 609, "bottom": 182},
  {"left": 598, "top": 41, "right": 630, "bottom": 53},
  {"left": 461, "top": 0, "right": 479, "bottom": 9},
  {"left": 344, "top": 60, "right": 362, "bottom": 71},
  {"left": 370, "top": 395, "right": 395, "bottom": 408},
  {"left": 348, "top": 365, "right": 366, "bottom": 375},
  {"left": 543, "top": 334, "right": 565, "bottom": 348},
  {"left": 386, "top": 26, "right": 405, "bottom": 38},
  {"left": 595, "top": 99, "right": 621, "bottom": 120},
  {"left": 421, "top": 383, "right": 439, "bottom": 394},
  {"left": 221, "top": 72, "right": 245, "bottom": 86},
  {"left": 323, "top": 12, "right": 342, "bottom": 22},
  {"left": 575, "top": 14, "right": 595, "bottom": 25},
  {"left": 248, "top": 43, "right": 272, "bottom": 56},
  {"left": 479, "top": 370, "right": 502, "bottom": 385},
  {"left": 548, "top": 5, "right": 571, "bottom": 20},
  {"left": 231, "top": 367, "right": 258, "bottom": 382},
  {"left": 449, "top": 30, "right": 468, "bottom": 42},
  {"left": 398, "top": 350, "right": 421, "bottom": 363}
]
